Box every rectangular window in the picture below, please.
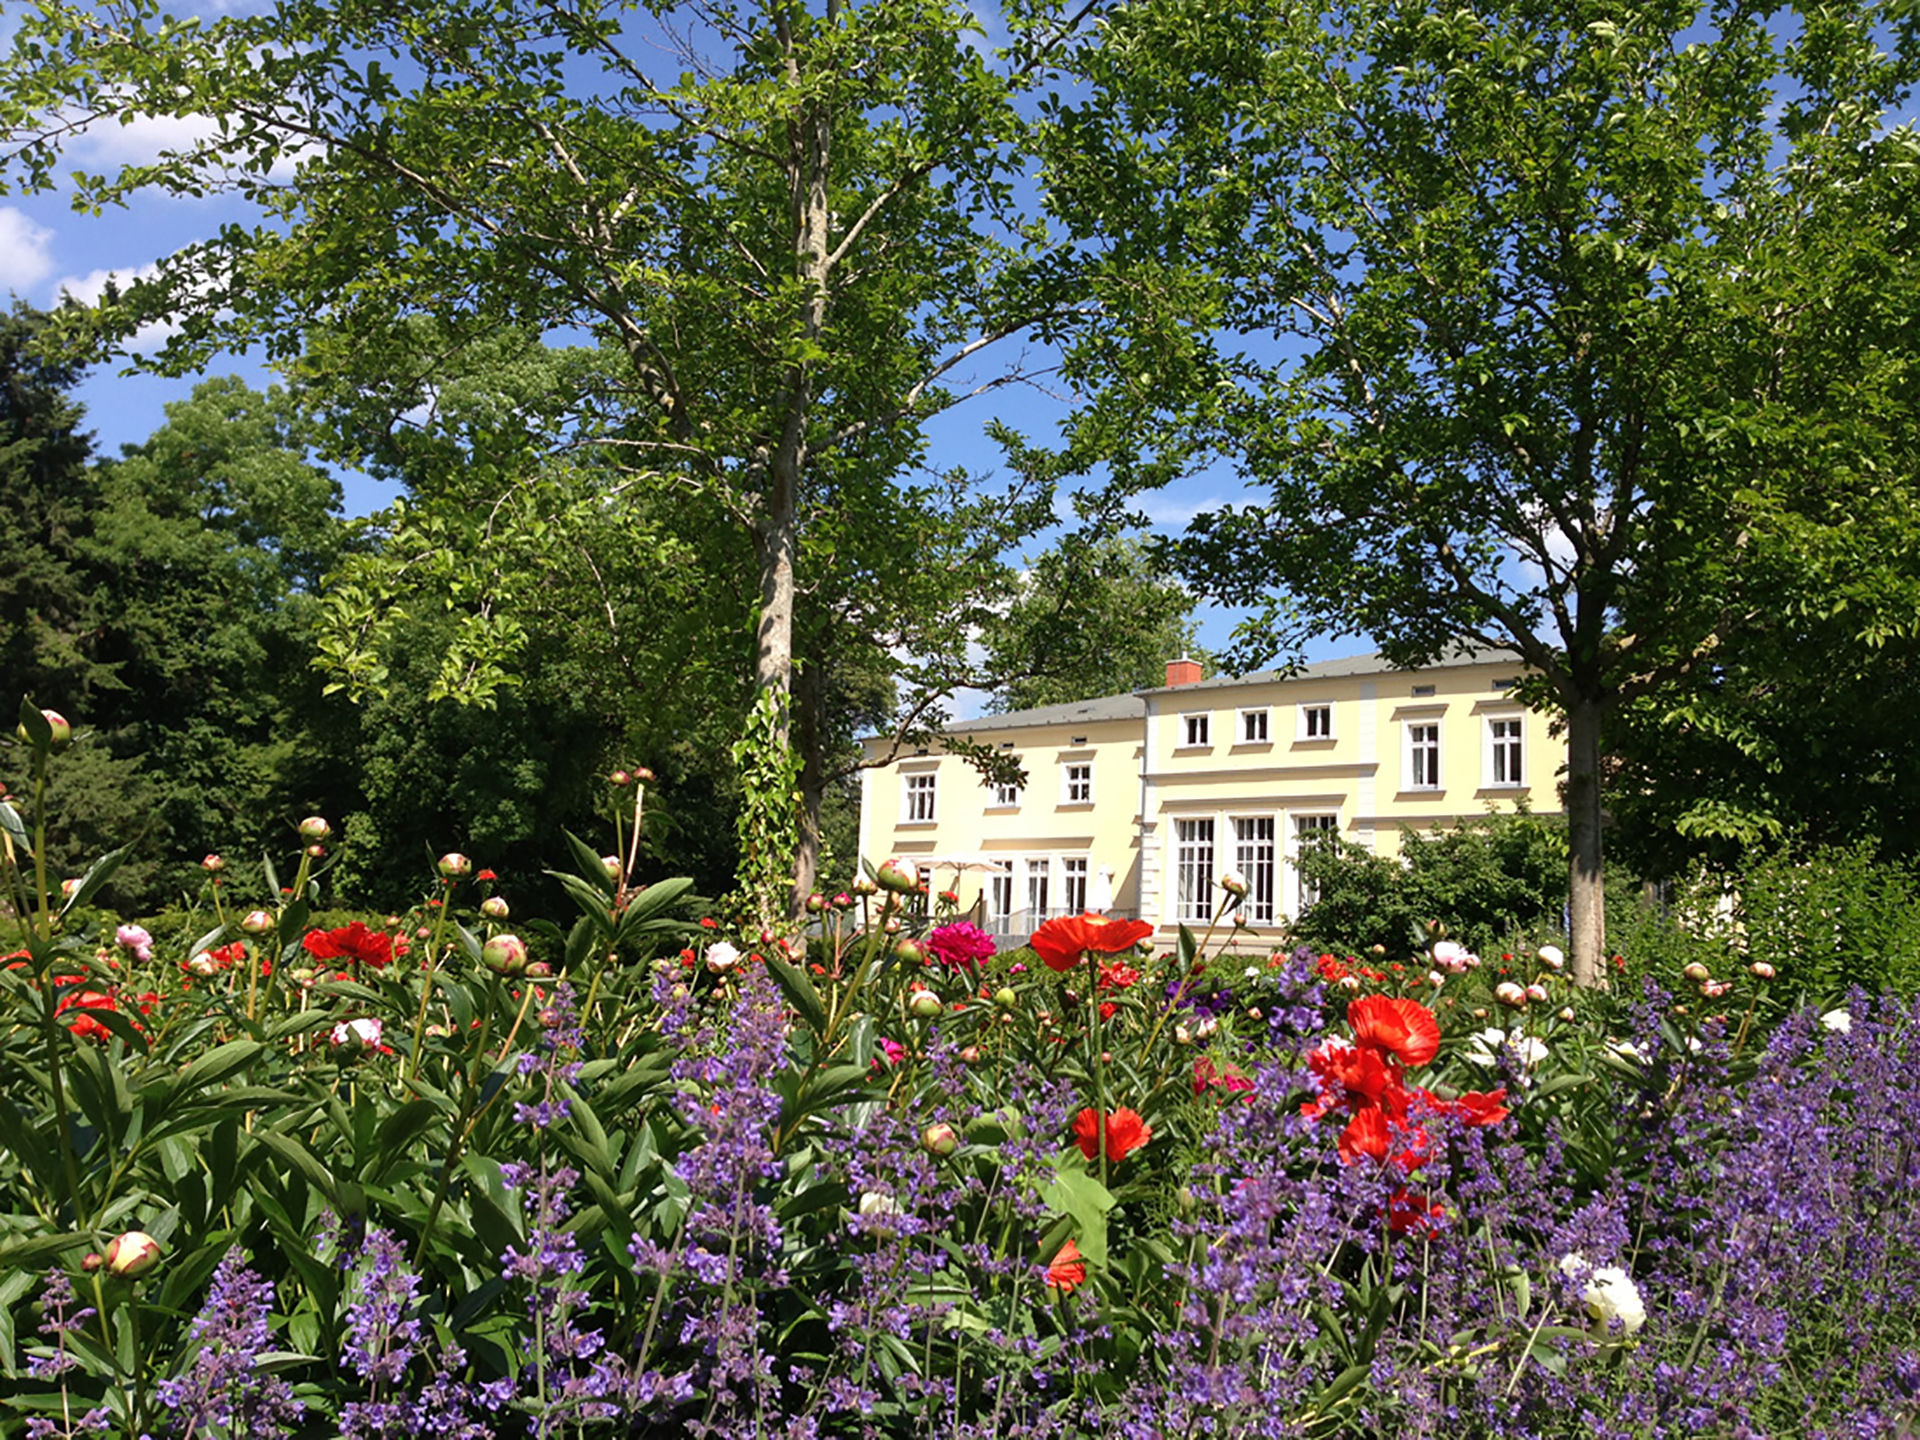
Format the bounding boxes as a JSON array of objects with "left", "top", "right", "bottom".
[
  {"left": 1063, "top": 762, "right": 1093, "bottom": 804},
  {"left": 1181, "top": 713, "right": 1211, "bottom": 747},
  {"left": 1061, "top": 857, "right": 1089, "bottom": 915},
  {"left": 1301, "top": 703, "right": 1333, "bottom": 740},
  {"left": 1295, "top": 815, "right": 1340, "bottom": 910},
  {"left": 1488, "top": 717, "right": 1524, "bottom": 787},
  {"left": 1175, "top": 818, "right": 1216, "bottom": 924},
  {"left": 1024, "top": 858, "right": 1051, "bottom": 923},
  {"left": 904, "top": 771, "right": 937, "bottom": 822},
  {"left": 986, "top": 860, "right": 1014, "bottom": 927},
  {"left": 1407, "top": 723, "right": 1441, "bottom": 790},
  {"left": 992, "top": 776, "right": 1022, "bottom": 806},
  {"left": 1240, "top": 708, "right": 1270, "bottom": 743},
  {"left": 1233, "top": 817, "right": 1277, "bottom": 926}
]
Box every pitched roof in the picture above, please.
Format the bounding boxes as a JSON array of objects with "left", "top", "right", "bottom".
[{"left": 947, "top": 646, "right": 1523, "bottom": 734}]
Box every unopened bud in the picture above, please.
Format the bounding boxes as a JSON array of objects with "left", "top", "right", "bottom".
[
  {"left": 1525, "top": 982, "right": 1549, "bottom": 1003},
  {"left": 609, "top": 769, "right": 634, "bottom": 787},
  {"left": 920, "top": 1123, "right": 958, "bottom": 1157},
  {"left": 16, "top": 707, "right": 72, "bottom": 749},
  {"left": 1750, "top": 961, "right": 1776, "bottom": 980},
  {"left": 806, "top": 892, "right": 827, "bottom": 914},
  {"left": 438, "top": 852, "right": 472, "bottom": 878},
  {"left": 480, "top": 896, "right": 509, "bottom": 921},
  {"left": 600, "top": 855, "right": 622, "bottom": 882},
  {"left": 482, "top": 933, "right": 529, "bottom": 977},
  {"left": 958, "top": 1045, "right": 982, "bottom": 1063},
  {"left": 876, "top": 859, "right": 919, "bottom": 895},
  {"left": 298, "top": 816, "right": 330, "bottom": 841},
  {"left": 525, "top": 960, "right": 553, "bottom": 978},
  {"left": 993, "top": 987, "right": 1017, "bottom": 1009},
  {"left": 1682, "top": 962, "right": 1711, "bottom": 983},
  {"left": 201, "top": 854, "right": 225, "bottom": 873},
  {"left": 633, "top": 766, "right": 655, "bottom": 784},
  {"left": 104, "top": 1230, "right": 162, "bottom": 1279},
  {"left": 1495, "top": 981, "right": 1528, "bottom": 1008},
  {"left": 895, "top": 937, "right": 927, "bottom": 965},
  {"left": 240, "top": 909, "right": 275, "bottom": 936},
  {"left": 908, "top": 989, "right": 942, "bottom": 1019},
  {"left": 81, "top": 1252, "right": 103, "bottom": 1274}
]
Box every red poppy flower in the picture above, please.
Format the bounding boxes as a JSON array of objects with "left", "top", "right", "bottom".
[
  {"left": 56, "top": 987, "right": 138, "bottom": 1043},
  {"left": 1046, "top": 1238, "right": 1086, "bottom": 1292},
  {"left": 1307, "top": 1039, "right": 1403, "bottom": 1111},
  {"left": 1029, "top": 915, "right": 1154, "bottom": 972},
  {"left": 302, "top": 922, "right": 402, "bottom": 969},
  {"left": 1446, "top": 1088, "right": 1510, "bottom": 1127},
  {"left": 1072, "top": 1106, "right": 1152, "bottom": 1164},
  {"left": 1348, "top": 995, "right": 1441, "bottom": 1068},
  {"left": 476, "top": 869, "right": 497, "bottom": 882},
  {"left": 1387, "top": 1189, "right": 1446, "bottom": 1236},
  {"left": 1098, "top": 960, "right": 1141, "bottom": 991}
]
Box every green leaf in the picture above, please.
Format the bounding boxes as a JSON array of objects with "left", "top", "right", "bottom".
[
  {"left": 0, "top": 801, "right": 29, "bottom": 860},
  {"left": 58, "top": 845, "right": 130, "bottom": 919},
  {"left": 1040, "top": 1160, "right": 1115, "bottom": 1270},
  {"left": 765, "top": 952, "right": 830, "bottom": 1036}
]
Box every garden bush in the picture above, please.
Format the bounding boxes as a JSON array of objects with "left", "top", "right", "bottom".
[{"left": 3, "top": 711, "right": 1918, "bottom": 1438}]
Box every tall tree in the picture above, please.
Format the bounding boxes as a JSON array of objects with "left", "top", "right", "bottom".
[
  {"left": 1040, "top": 0, "right": 1920, "bottom": 982},
  {"left": 981, "top": 534, "right": 1205, "bottom": 712},
  {"left": 1, "top": 0, "right": 1084, "bottom": 923}
]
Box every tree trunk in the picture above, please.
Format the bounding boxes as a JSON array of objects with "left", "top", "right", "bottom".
[{"left": 1565, "top": 692, "right": 1607, "bottom": 987}]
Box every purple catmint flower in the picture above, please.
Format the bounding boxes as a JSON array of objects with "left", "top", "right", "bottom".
[
  {"left": 26, "top": 1268, "right": 94, "bottom": 1381},
  {"left": 153, "top": 1249, "right": 305, "bottom": 1435}
]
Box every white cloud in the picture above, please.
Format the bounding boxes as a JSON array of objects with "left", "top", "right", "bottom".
[
  {"left": 1143, "top": 494, "right": 1231, "bottom": 527},
  {"left": 0, "top": 207, "right": 57, "bottom": 295},
  {"left": 73, "top": 110, "right": 225, "bottom": 169},
  {"left": 54, "top": 262, "right": 182, "bottom": 352}
]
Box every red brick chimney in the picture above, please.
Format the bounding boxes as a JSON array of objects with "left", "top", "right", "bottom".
[{"left": 1165, "top": 656, "right": 1203, "bottom": 688}]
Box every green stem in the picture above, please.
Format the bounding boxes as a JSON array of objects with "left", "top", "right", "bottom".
[
  {"left": 1085, "top": 946, "right": 1108, "bottom": 1191},
  {"left": 405, "top": 879, "right": 457, "bottom": 1082}
]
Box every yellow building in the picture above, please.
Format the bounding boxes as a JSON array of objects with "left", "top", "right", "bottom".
[{"left": 857, "top": 650, "right": 1563, "bottom": 940}]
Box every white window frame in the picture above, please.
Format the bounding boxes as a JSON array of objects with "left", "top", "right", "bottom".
[
  {"left": 1179, "top": 712, "right": 1212, "bottom": 748},
  {"left": 1293, "top": 814, "right": 1341, "bottom": 912},
  {"left": 1484, "top": 714, "right": 1525, "bottom": 788},
  {"left": 1174, "top": 818, "right": 1216, "bottom": 924},
  {"left": 1238, "top": 707, "right": 1271, "bottom": 744},
  {"left": 902, "top": 770, "right": 937, "bottom": 823},
  {"left": 986, "top": 859, "right": 1015, "bottom": 928},
  {"left": 1405, "top": 720, "right": 1442, "bottom": 791},
  {"left": 990, "top": 773, "right": 1022, "bottom": 807},
  {"left": 1024, "top": 857, "right": 1051, "bottom": 924},
  {"left": 1062, "top": 761, "right": 1094, "bottom": 805},
  {"left": 1061, "top": 856, "right": 1089, "bottom": 915},
  {"left": 1232, "top": 816, "right": 1277, "bottom": 926},
  {"left": 1298, "top": 703, "right": 1334, "bottom": 741}
]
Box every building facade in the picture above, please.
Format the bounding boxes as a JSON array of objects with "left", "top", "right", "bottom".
[{"left": 857, "top": 651, "right": 1564, "bottom": 940}]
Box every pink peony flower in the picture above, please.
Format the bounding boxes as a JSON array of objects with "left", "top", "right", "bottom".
[{"left": 926, "top": 921, "right": 996, "bottom": 974}]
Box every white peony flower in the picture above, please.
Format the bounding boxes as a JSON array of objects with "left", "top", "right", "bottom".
[
  {"left": 1432, "top": 940, "right": 1476, "bottom": 974},
  {"left": 1537, "top": 944, "right": 1565, "bottom": 971},
  {"left": 705, "top": 940, "right": 743, "bottom": 974},
  {"left": 1820, "top": 1009, "right": 1852, "bottom": 1034},
  {"left": 1559, "top": 1253, "right": 1646, "bottom": 1336},
  {"left": 1605, "top": 1038, "right": 1647, "bottom": 1064},
  {"left": 858, "top": 1191, "right": 901, "bottom": 1219}
]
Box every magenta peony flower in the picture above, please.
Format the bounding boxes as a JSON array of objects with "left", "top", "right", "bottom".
[{"left": 926, "top": 921, "right": 995, "bottom": 974}]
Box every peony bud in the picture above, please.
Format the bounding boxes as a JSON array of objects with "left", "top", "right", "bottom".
[
  {"left": 958, "top": 1045, "right": 982, "bottom": 1063},
  {"left": 1537, "top": 944, "right": 1565, "bottom": 971},
  {"left": 894, "top": 937, "right": 927, "bottom": 965},
  {"left": 438, "top": 852, "right": 472, "bottom": 878},
  {"left": 1218, "top": 870, "right": 1249, "bottom": 898},
  {"left": 330, "top": 1016, "right": 384, "bottom": 1053},
  {"left": 875, "top": 859, "right": 919, "bottom": 895},
  {"left": 609, "top": 769, "right": 633, "bottom": 787},
  {"left": 240, "top": 909, "right": 274, "bottom": 935},
  {"left": 704, "top": 941, "right": 742, "bottom": 975},
  {"left": 1682, "top": 962, "right": 1711, "bottom": 983},
  {"left": 1750, "top": 961, "right": 1776, "bottom": 980},
  {"left": 80, "top": 1252, "right": 103, "bottom": 1274},
  {"left": 805, "top": 892, "right": 827, "bottom": 914},
  {"left": 1525, "top": 982, "right": 1549, "bottom": 1003},
  {"left": 993, "top": 987, "right": 1018, "bottom": 1009},
  {"left": 305, "top": 843, "right": 326, "bottom": 859},
  {"left": 600, "top": 855, "right": 622, "bottom": 882},
  {"left": 832, "top": 892, "right": 853, "bottom": 911},
  {"left": 883, "top": 917, "right": 902, "bottom": 935},
  {"left": 908, "top": 989, "right": 943, "bottom": 1019},
  {"left": 920, "top": 1122, "right": 958, "bottom": 1157},
  {"left": 633, "top": 766, "right": 656, "bottom": 784},
  {"left": 1559, "top": 1006, "right": 1577, "bottom": 1022},
  {"left": 482, "top": 933, "right": 529, "bottom": 977},
  {"left": 480, "top": 895, "right": 510, "bottom": 921},
  {"left": 852, "top": 875, "right": 879, "bottom": 897},
  {"left": 1495, "top": 981, "right": 1528, "bottom": 1008},
  {"left": 60, "top": 878, "right": 81, "bottom": 899},
  {"left": 201, "top": 854, "right": 225, "bottom": 873},
  {"left": 298, "top": 816, "right": 330, "bottom": 841},
  {"left": 16, "top": 707, "right": 72, "bottom": 749},
  {"left": 185, "top": 954, "right": 218, "bottom": 979},
  {"left": 104, "top": 1230, "right": 162, "bottom": 1279},
  {"left": 525, "top": 960, "right": 553, "bottom": 978}
]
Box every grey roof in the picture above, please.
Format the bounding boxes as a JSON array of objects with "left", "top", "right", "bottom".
[
  {"left": 942, "top": 691, "right": 1146, "bottom": 734},
  {"left": 948, "top": 646, "right": 1523, "bottom": 734},
  {"left": 1139, "top": 644, "right": 1523, "bottom": 697}
]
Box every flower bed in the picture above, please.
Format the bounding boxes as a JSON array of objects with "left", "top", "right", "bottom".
[{"left": 2, "top": 727, "right": 1918, "bottom": 1436}]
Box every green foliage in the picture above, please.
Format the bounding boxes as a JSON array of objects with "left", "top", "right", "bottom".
[
  {"left": 1610, "top": 840, "right": 1920, "bottom": 1007},
  {"left": 1291, "top": 810, "right": 1569, "bottom": 961},
  {"left": 980, "top": 535, "right": 1206, "bottom": 713}
]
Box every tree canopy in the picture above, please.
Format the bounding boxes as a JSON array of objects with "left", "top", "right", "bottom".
[{"left": 1041, "top": 0, "right": 1920, "bottom": 981}]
